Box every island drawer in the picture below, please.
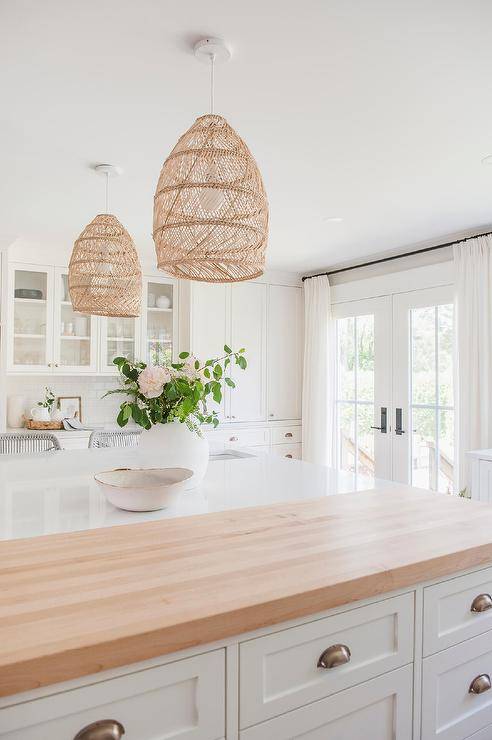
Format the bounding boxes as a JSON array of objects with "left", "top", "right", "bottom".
[
  {"left": 423, "top": 566, "right": 492, "bottom": 656},
  {"left": 271, "top": 426, "right": 302, "bottom": 445},
  {"left": 239, "top": 592, "right": 414, "bottom": 728},
  {"left": 0, "top": 649, "right": 225, "bottom": 740},
  {"left": 240, "top": 664, "right": 413, "bottom": 739},
  {"left": 270, "top": 442, "right": 302, "bottom": 459},
  {"left": 422, "top": 630, "right": 492, "bottom": 740}
]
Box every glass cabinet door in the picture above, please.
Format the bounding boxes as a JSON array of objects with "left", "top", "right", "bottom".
[
  {"left": 142, "top": 279, "right": 175, "bottom": 366},
  {"left": 10, "top": 266, "right": 53, "bottom": 371},
  {"left": 100, "top": 316, "right": 140, "bottom": 373},
  {"left": 53, "top": 270, "right": 97, "bottom": 373}
]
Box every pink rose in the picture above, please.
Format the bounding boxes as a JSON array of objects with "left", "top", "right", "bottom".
[{"left": 138, "top": 365, "right": 171, "bottom": 399}]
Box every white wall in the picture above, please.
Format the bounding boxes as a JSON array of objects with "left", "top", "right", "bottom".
[{"left": 5, "top": 375, "right": 121, "bottom": 427}]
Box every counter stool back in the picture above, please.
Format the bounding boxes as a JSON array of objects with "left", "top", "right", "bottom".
[
  {"left": 0, "top": 432, "right": 61, "bottom": 455},
  {"left": 88, "top": 430, "right": 141, "bottom": 449}
]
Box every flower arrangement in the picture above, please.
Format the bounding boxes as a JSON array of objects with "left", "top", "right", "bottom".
[{"left": 105, "top": 346, "right": 247, "bottom": 433}]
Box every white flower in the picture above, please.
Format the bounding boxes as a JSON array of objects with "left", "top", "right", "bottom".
[{"left": 138, "top": 365, "right": 171, "bottom": 399}]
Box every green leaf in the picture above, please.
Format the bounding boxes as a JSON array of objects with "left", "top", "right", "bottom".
[
  {"left": 113, "top": 356, "right": 126, "bottom": 367},
  {"left": 224, "top": 344, "right": 232, "bottom": 354},
  {"left": 203, "top": 368, "right": 210, "bottom": 379},
  {"left": 237, "top": 355, "right": 247, "bottom": 370},
  {"left": 239, "top": 348, "right": 246, "bottom": 353},
  {"left": 194, "top": 359, "right": 200, "bottom": 370},
  {"left": 179, "top": 351, "right": 190, "bottom": 359},
  {"left": 225, "top": 377, "right": 235, "bottom": 388},
  {"left": 213, "top": 364, "right": 222, "bottom": 379},
  {"left": 117, "top": 407, "right": 129, "bottom": 427}
]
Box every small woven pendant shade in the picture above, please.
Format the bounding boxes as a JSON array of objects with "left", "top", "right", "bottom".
[
  {"left": 153, "top": 114, "right": 268, "bottom": 282},
  {"left": 69, "top": 214, "right": 142, "bottom": 317}
]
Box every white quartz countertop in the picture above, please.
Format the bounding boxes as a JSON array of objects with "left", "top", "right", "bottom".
[{"left": 0, "top": 448, "right": 398, "bottom": 541}]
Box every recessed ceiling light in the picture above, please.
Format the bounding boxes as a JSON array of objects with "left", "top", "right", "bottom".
[
  {"left": 482, "top": 155, "right": 492, "bottom": 166},
  {"left": 323, "top": 216, "right": 343, "bottom": 223}
]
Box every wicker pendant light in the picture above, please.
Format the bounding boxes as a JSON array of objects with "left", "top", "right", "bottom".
[
  {"left": 69, "top": 165, "right": 142, "bottom": 317},
  {"left": 153, "top": 38, "right": 268, "bottom": 283}
]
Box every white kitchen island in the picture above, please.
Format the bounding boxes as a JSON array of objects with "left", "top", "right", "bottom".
[
  {"left": 2, "top": 452, "right": 492, "bottom": 739},
  {"left": 0, "top": 447, "right": 392, "bottom": 540}
]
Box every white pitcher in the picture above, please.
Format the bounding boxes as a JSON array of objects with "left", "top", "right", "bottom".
[{"left": 30, "top": 406, "right": 51, "bottom": 422}]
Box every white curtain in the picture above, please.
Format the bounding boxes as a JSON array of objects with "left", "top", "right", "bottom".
[
  {"left": 302, "top": 275, "right": 337, "bottom": 466},
  {"left": 454, "top": 235, "right": 492, "bottom": 491}
]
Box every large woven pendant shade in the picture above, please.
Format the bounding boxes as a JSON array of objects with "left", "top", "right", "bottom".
[
  {"left": 69, "top": 213, "right": 142, "bottom": 317},
  {"left": 153, "top": 114, "right": 268, "bottom": 282}
]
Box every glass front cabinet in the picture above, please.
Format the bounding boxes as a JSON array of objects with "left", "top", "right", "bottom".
[{"left": 6, "top": 264, "right": 177, "bottom": 374}]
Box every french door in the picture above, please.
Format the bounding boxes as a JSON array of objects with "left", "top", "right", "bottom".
[
  {"left": 332, "top": 296, "right": 392, "bottom": 480},
  {"left": 333, "top": 285, "right": 455, "bottom": 491}
]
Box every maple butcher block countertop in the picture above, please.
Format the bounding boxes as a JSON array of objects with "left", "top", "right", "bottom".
[{"left": 3, "top": 482, "right": 492, "bottom": 699}]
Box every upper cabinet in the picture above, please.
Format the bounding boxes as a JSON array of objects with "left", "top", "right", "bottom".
[
  {"left": 190, "top": 280, "right": 302, "bottom": 424},
  {"left": 230, "top": 282, "right": 266, "bottom": 423},
  {"left": 54, "top": 269, "right": 98, "bottom": 373},
  {"left": 267, "top": 285, "right": 303, "bottom": 421},
  {"left": 142, "top": 277, "right": 177, "bottom": 366},
  {"left": 6, "top": 264, "right": 177, "bottom": 375},
  {"left": 8, "top": 265, "right": 53, "bottom": 372}
]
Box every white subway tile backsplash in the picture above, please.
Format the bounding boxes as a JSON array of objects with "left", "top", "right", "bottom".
[{"left": 6, "top": 375, "right": 122, "bottom": 426}]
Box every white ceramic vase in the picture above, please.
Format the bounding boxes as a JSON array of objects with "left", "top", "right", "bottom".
[{"left": 138, "top": 420, "right": 209, "bottom": 489}]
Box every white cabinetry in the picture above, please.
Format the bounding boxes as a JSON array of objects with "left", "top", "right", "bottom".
[
  {"left": 190, "top": 280, "right": 302, "bottom": 426},
  {"left": 469, "top": 450, "right": 492, "bottom": 502},
  {"left": 0, "top": 650, "right": 225, "bottom": 739},
  {"left": 230, "top": 282, "right": 266, "bottom": 423},
  {"left": 5, "top": 265, "right": 177, "bottom": 376},
  {"left": 7, "top": 566, "right": 492, "bottom": 740},
  {"left": 240, "top": 665, "right": 413, "bottom": 740},
  {"left": 267, "top": 284, "right": 303, "bottom": 421}
]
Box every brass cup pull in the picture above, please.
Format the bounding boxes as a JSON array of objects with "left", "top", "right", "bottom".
[
  {"left": 469, "top": 674, "right": 492, "bottom": 695},
  {"left": 471, "top": 593, "right": 492, "bottom": 613},
  {"left": 74, "top": 719, "right": 125, "bottom": 740},
  {"left": 317, "top": 644, "right": 351, "bottom": 669},
  {"left": 285, "top": 454, "right": 293, "bottom": 458},
  {"left": 285, "top": 432, "right": 293, "bottom": 438},
  {"left": 229, "top": 436, "right": 238, "bottom": 442}
]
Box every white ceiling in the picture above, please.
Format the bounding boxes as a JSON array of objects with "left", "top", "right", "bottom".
[{"left": 2, "top": 0, "right": 492, "bottom": 274}]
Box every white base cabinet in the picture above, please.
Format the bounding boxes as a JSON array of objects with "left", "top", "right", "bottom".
[{"left": 5, "top": 564, "right": 492, "bottom": 739}]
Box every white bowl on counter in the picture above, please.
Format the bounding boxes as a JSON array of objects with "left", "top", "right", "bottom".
[{"left": 94, "top": 467, "right": 193, "bottom": 511}]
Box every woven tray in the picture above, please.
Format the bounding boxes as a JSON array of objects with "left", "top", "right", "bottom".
[{"left": 25, "top": 420, "right": 63, "bottom": 431}]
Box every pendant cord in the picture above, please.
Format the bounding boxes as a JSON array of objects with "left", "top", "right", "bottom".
[
  {"left": 210, "top": 53, "right": 216, "bottom": 114},
  {"left": 105, "top": 171, "right": 109, "bottom": 213}
]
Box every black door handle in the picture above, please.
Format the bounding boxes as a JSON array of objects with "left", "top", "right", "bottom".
[
  {"left": 371, "top": 407, "right": 387, "bottom": 433},
  {"left": 395, "top": 407, "right": 405, "bottom": 435}
]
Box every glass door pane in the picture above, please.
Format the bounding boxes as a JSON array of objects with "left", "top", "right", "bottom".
[
  {"left": 393, "top": 286, "right": 455, "bottom": 492},
  {"left": 333, "top": 296, "right": 391, "bottom": 480},
  {"left": 105, "top": 317, "right": 137, "bottom": 368},
  {"left": 144, "top": 280, "right": 174, "bottom": 365},
  {"left": 409, "top": 303, "right": 454, "bottom": 493},
  {"left": 12, "top": 268, "right": 50, "bottom": 368},
  {"left": 56, "top": 272, "right": 94, "bottom": 370}
]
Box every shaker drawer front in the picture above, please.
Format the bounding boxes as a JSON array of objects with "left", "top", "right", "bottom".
[
  {"left": 240, "top": 664, "right": 413, "bottom": 740},
  {"left": 239, "top": 592, "right": 414, "bottom": 728},
  {"left": 422, "top": 631, "right": 492, "bottom": 740},
  {"left": 0, "top": 650, "right": 225, "bottom": 740},
  {"left": 271, "top": 426, "right": 302, "bottom": 445},
  {"left": 270, "top": 443, "right": 302, "bottom": 460},
  {"left": 225, "top": 428, "right": 270, "bottom": 448},
  {"left": 424, "top": 566, "right": 492, "bottom": 655}
]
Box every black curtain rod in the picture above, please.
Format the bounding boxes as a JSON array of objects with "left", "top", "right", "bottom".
[{"left": 301, "top": 230, "right": 492, "bottom": 282}]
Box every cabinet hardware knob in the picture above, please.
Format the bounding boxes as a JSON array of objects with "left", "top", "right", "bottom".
[
  {"left": 269, "top": 413, "right": 274, "bottom": 417},
  {"left": 229, "top": 436, "right": 238, "bottom": 442},
  {"left": 74, "top": 719, "right": 125, "bottom": 740},
  {"left": 285, "top": 454, "right": 293, "bottom": 458},
  {"left": 285, "top": 432, "right": 293, "bottom": 438},
  {"left": 469, "top": 674, "right": 492, "bottom": 695},
  {"left": 231, "top": 415, "right": 236, "bottom": 419},
  {"left": 48, "top": 362, "right": 52, "bottom": 367},
  {"left": 317, "top": 644, "right": 351, "bottom": 669},
  {"left": 471, "top": 594, "right": 492, "bottom": 613}
]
